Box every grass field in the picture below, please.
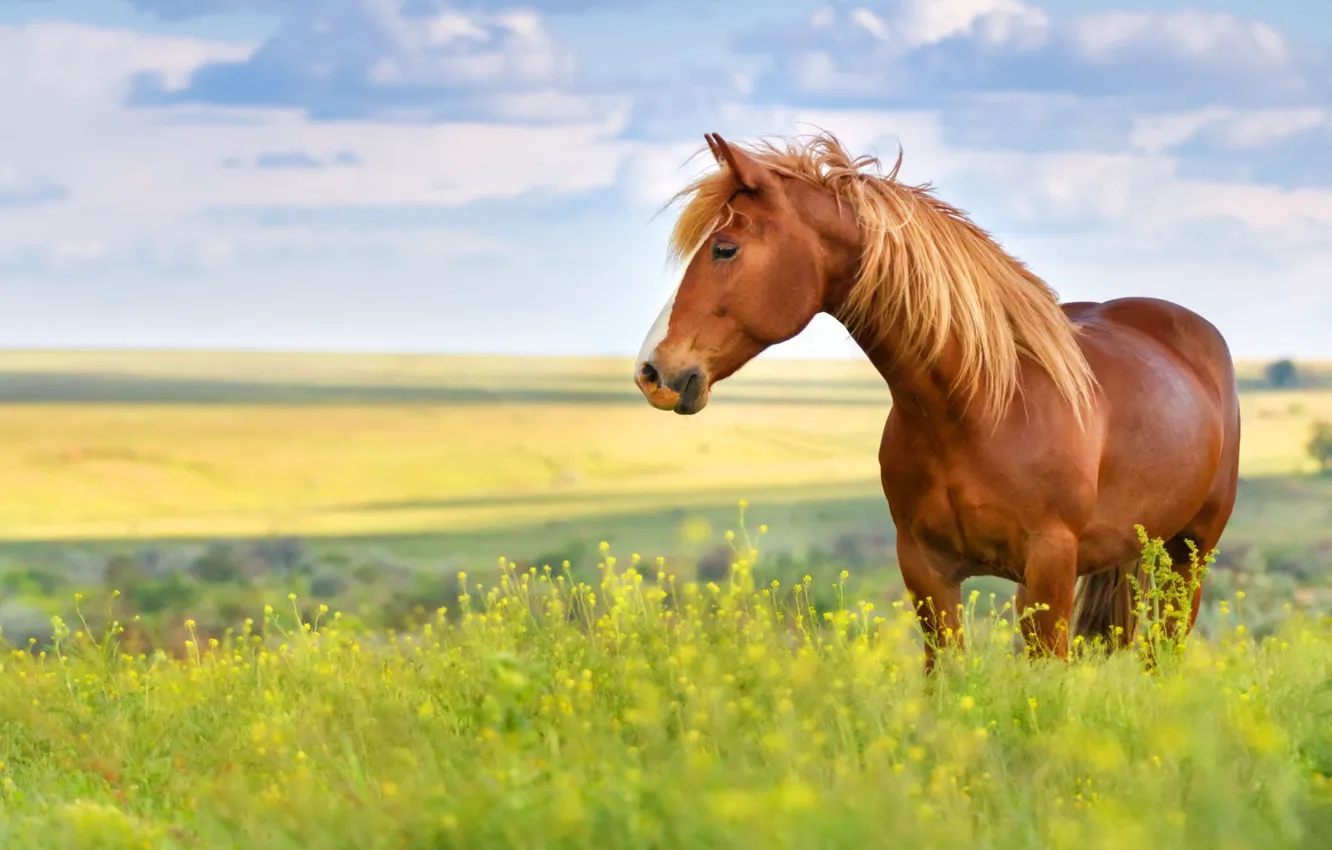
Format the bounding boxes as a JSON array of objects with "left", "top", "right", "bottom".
[
  {"left": 0, "top": 350, "right": 1330, "bottom": 847},
  {"left": 0, "top": 351, "right": 892, "bottom": 540},
  {"left": 0, "top": 548, "right": 1329, "bottom": 849},
  {"left": 0, "top": 350, "right": 1329, "bottom": 544},
  {"left": 0, "top": 348, "right": 1325, "bottom": 642},
  {"left": 0, "top": 350, "right": 1330, "bottom": 607}
]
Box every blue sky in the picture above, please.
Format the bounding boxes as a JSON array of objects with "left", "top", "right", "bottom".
[{"left": 1, "top": 0, "right": 1330, "bottom": 360}]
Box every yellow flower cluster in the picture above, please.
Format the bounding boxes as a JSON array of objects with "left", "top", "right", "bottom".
[{"left": 0, "top": 519, "right": 1326, "bottom": 848}]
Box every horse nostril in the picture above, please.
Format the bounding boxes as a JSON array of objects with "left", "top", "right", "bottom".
[{"left": 640, "top": 361, "right": 660, "bottom": 385}]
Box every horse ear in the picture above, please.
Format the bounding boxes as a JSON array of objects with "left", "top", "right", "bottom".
[{"left": 705, "top": 133, "right": 772, "bottom": 192}]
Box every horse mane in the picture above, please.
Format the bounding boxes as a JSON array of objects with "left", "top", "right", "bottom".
[{"left": 665, "top": 132, "right": 1098, "bottom": 425}]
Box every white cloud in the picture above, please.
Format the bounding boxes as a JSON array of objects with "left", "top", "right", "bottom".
[
  {"left": 744, "top": 2, "right": 1325, "bottom": 109},
  {"left": 886, "top": 0, "right": 1049, "bottom": 49},
  {"left": 0, "top": 165, "right": 67, "bottom": 208},
  {"left": 0, "top": 20, "right": 633, "bottom": 276},
  {"left": 365, "top": 7, "right": 573, "bottom": 88},
  {"left": 1068, "top": 10, "right": 1288, "bottom": 68},
  {"left": 1216, "top": 108, "right": 1327, "bottom": 149},
  {"left": 128, "top": 0, "right": 586, "bottom": 121},
  {"left": 1130, "top": 107, "right": 1328, "bottom": 155},
  {"left": 806, "top": 0, "right": 1051, "bottom": 51},
  {"left": 619, "top": 107, "right": 948, "bottom": 210},
  {"left": 620, "top": 141, "right": 709, "bottom": 209},
  {"left": 976, "top": 149, "right": 1332, "bottom": 242},
  {"left": 1128, "top": 108, "right": 1234, "bottom": 155},
  {"left": 809, "top": 6, "right": 837, "bottom": 29},
  {"left": 0, "top": 21, "right": 254, "bottom": 101},
  {"left": 1, "top": 7, "right": 1328, "bottom": 359}
]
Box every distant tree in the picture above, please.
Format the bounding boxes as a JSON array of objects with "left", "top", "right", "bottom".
[
  {"left": 1266, "top": 358, "right": 1300, "bottom": 389},
  {"left": 1309, "top": 420, "right": 1332, "bottom": 474}
]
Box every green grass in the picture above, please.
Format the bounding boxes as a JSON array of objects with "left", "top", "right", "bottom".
[
  {"left": 1, "top": 352, "right": 1331, "bottom": 846},
  {"left": 0, "top": 536, "right": 1329, "bottom": 849},
  {"left": 1, "top": 349, "right": 1330, "bottom": 645},
  {"left": 3, "top": 473, "right": 1329, "bottom": 639}
]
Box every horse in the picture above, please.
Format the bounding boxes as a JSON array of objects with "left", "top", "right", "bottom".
[{"left": 632, "top": 131, "right": 1241, "bottom": 669}]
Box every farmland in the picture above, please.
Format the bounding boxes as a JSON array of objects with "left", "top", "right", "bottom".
[{"left": 0, "top": 350, "right": 1330, "bottom": 848}]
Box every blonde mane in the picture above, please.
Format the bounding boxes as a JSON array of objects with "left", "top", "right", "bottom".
[{"left": 666, "top": 132, "right": 1098, "bottom": 425}]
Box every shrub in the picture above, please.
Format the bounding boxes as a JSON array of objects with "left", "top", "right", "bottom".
[
  {"left": 1266, "top": 358, "right": 1300, "bottom": 388},
  {"left": 1309, "top": 420, "right": 1332, "bottom": 473}
]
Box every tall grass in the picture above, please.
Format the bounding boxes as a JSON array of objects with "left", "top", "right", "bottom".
[{"left": 0, "top": 513, "right": 1329, "bottom": 849}]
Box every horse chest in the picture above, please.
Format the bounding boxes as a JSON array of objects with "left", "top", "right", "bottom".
[{"left": 880, "top": 453, "right": 1028, "bottom": 578}]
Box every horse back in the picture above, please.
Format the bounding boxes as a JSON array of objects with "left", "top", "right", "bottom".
[{"left": 1066, "top": 296, "right": 1238, "bottom": 413}]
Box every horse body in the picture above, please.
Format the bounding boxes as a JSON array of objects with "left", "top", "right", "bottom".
[
  {"left": 1063, "top": 297, "right": 1239, "bottom": 576},
  {"left": 878, "top": 295, "right": 1239, "bottom": 657},
  {"left": 633, "top": 131, "right": 1240, "bottom": 666}
]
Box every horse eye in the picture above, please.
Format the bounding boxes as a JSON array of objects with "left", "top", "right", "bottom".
[{"left": 712, "top": 242, "right": 739, "bottom": 261}]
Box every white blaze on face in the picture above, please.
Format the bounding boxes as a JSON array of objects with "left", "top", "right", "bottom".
[
  {"left": 636, "top": 238, "right": 710, "bottom": 380},
  {"left": 635, "top": 282, "right": 679, "bottom": 375}
]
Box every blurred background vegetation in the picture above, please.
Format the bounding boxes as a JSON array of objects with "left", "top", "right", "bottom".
[{"left": 0, "top": 350, "right": 1329, "bottom": 654}]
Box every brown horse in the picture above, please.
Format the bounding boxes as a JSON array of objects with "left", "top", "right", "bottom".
[{"left": 633, "top": 131, "right": 1240, "bottom": 668}]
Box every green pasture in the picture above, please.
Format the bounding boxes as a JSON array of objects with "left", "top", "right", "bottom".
[
  {"left": 0, "top": 351, "right": 1329, "bottom": 543},
  {"left": 0, "top": 351, "right": 1329, "bottom": 848},
  {"left": 0, "top": 546, "right": 1328, "bottom": 849},
  {"left": 0, "top": 349, "right": 1329, "bottom": 643}
]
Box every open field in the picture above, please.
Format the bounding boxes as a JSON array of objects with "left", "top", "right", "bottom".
[
  {"left": 0, "top": 349, "right": 1329, "bottom": 645},
  {"left": 0, "top": 351, "right": 1330, "bottom": 847},
  {"left": 1, "top": 350, "right": 1330, "bottom": 544},
  {"left": 0, "top": 554, "right": 1329, "bottom": 849}
]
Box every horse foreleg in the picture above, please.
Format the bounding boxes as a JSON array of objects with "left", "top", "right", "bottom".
[
  {"left": 897, "top": 536, "right": 964, "bottom": 674},
  {"left": 1019, "top": 530, "right": 1079, "bottom": 660}
]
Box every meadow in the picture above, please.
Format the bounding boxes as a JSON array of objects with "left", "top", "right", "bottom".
[
  {"left": 0, "top": 539, "right": 1330, "bottom": 849},
  {"left": 1, "top": 351, "right": 1329, "bottom": 540},
  {"left": 1, "top": 350, "right": 1330, "bottom": 633},
  {"left": 0, "top": 350, "right": 1330, "bottom": 847}
]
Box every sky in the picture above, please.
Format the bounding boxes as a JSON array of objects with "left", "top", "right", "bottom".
[{"left": 1, "top": 0, "right": 1330, "bottom": 361}]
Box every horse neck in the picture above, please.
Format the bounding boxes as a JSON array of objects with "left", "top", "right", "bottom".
[
  {"left": 814, "top": 212, "right": 980, "bottom": 428},
  {"left": 846, "top": 317, "right": 975, "bottom": 427},
  {"left": 790, "top": 175, "right": 992, "bottom": 427}
]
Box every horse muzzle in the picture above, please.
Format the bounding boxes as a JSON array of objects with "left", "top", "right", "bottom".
[{"left": 635, "top": 359, "right": 710, "bottom": 415}]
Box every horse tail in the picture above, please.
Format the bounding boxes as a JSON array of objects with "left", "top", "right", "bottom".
[{"left": 1071, "top": 562, "right": 1141, "bottom": 650}]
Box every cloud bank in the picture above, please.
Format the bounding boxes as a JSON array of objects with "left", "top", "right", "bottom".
[{"left": 0, "top": 0, "right": 1328, "bottom": 358}]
